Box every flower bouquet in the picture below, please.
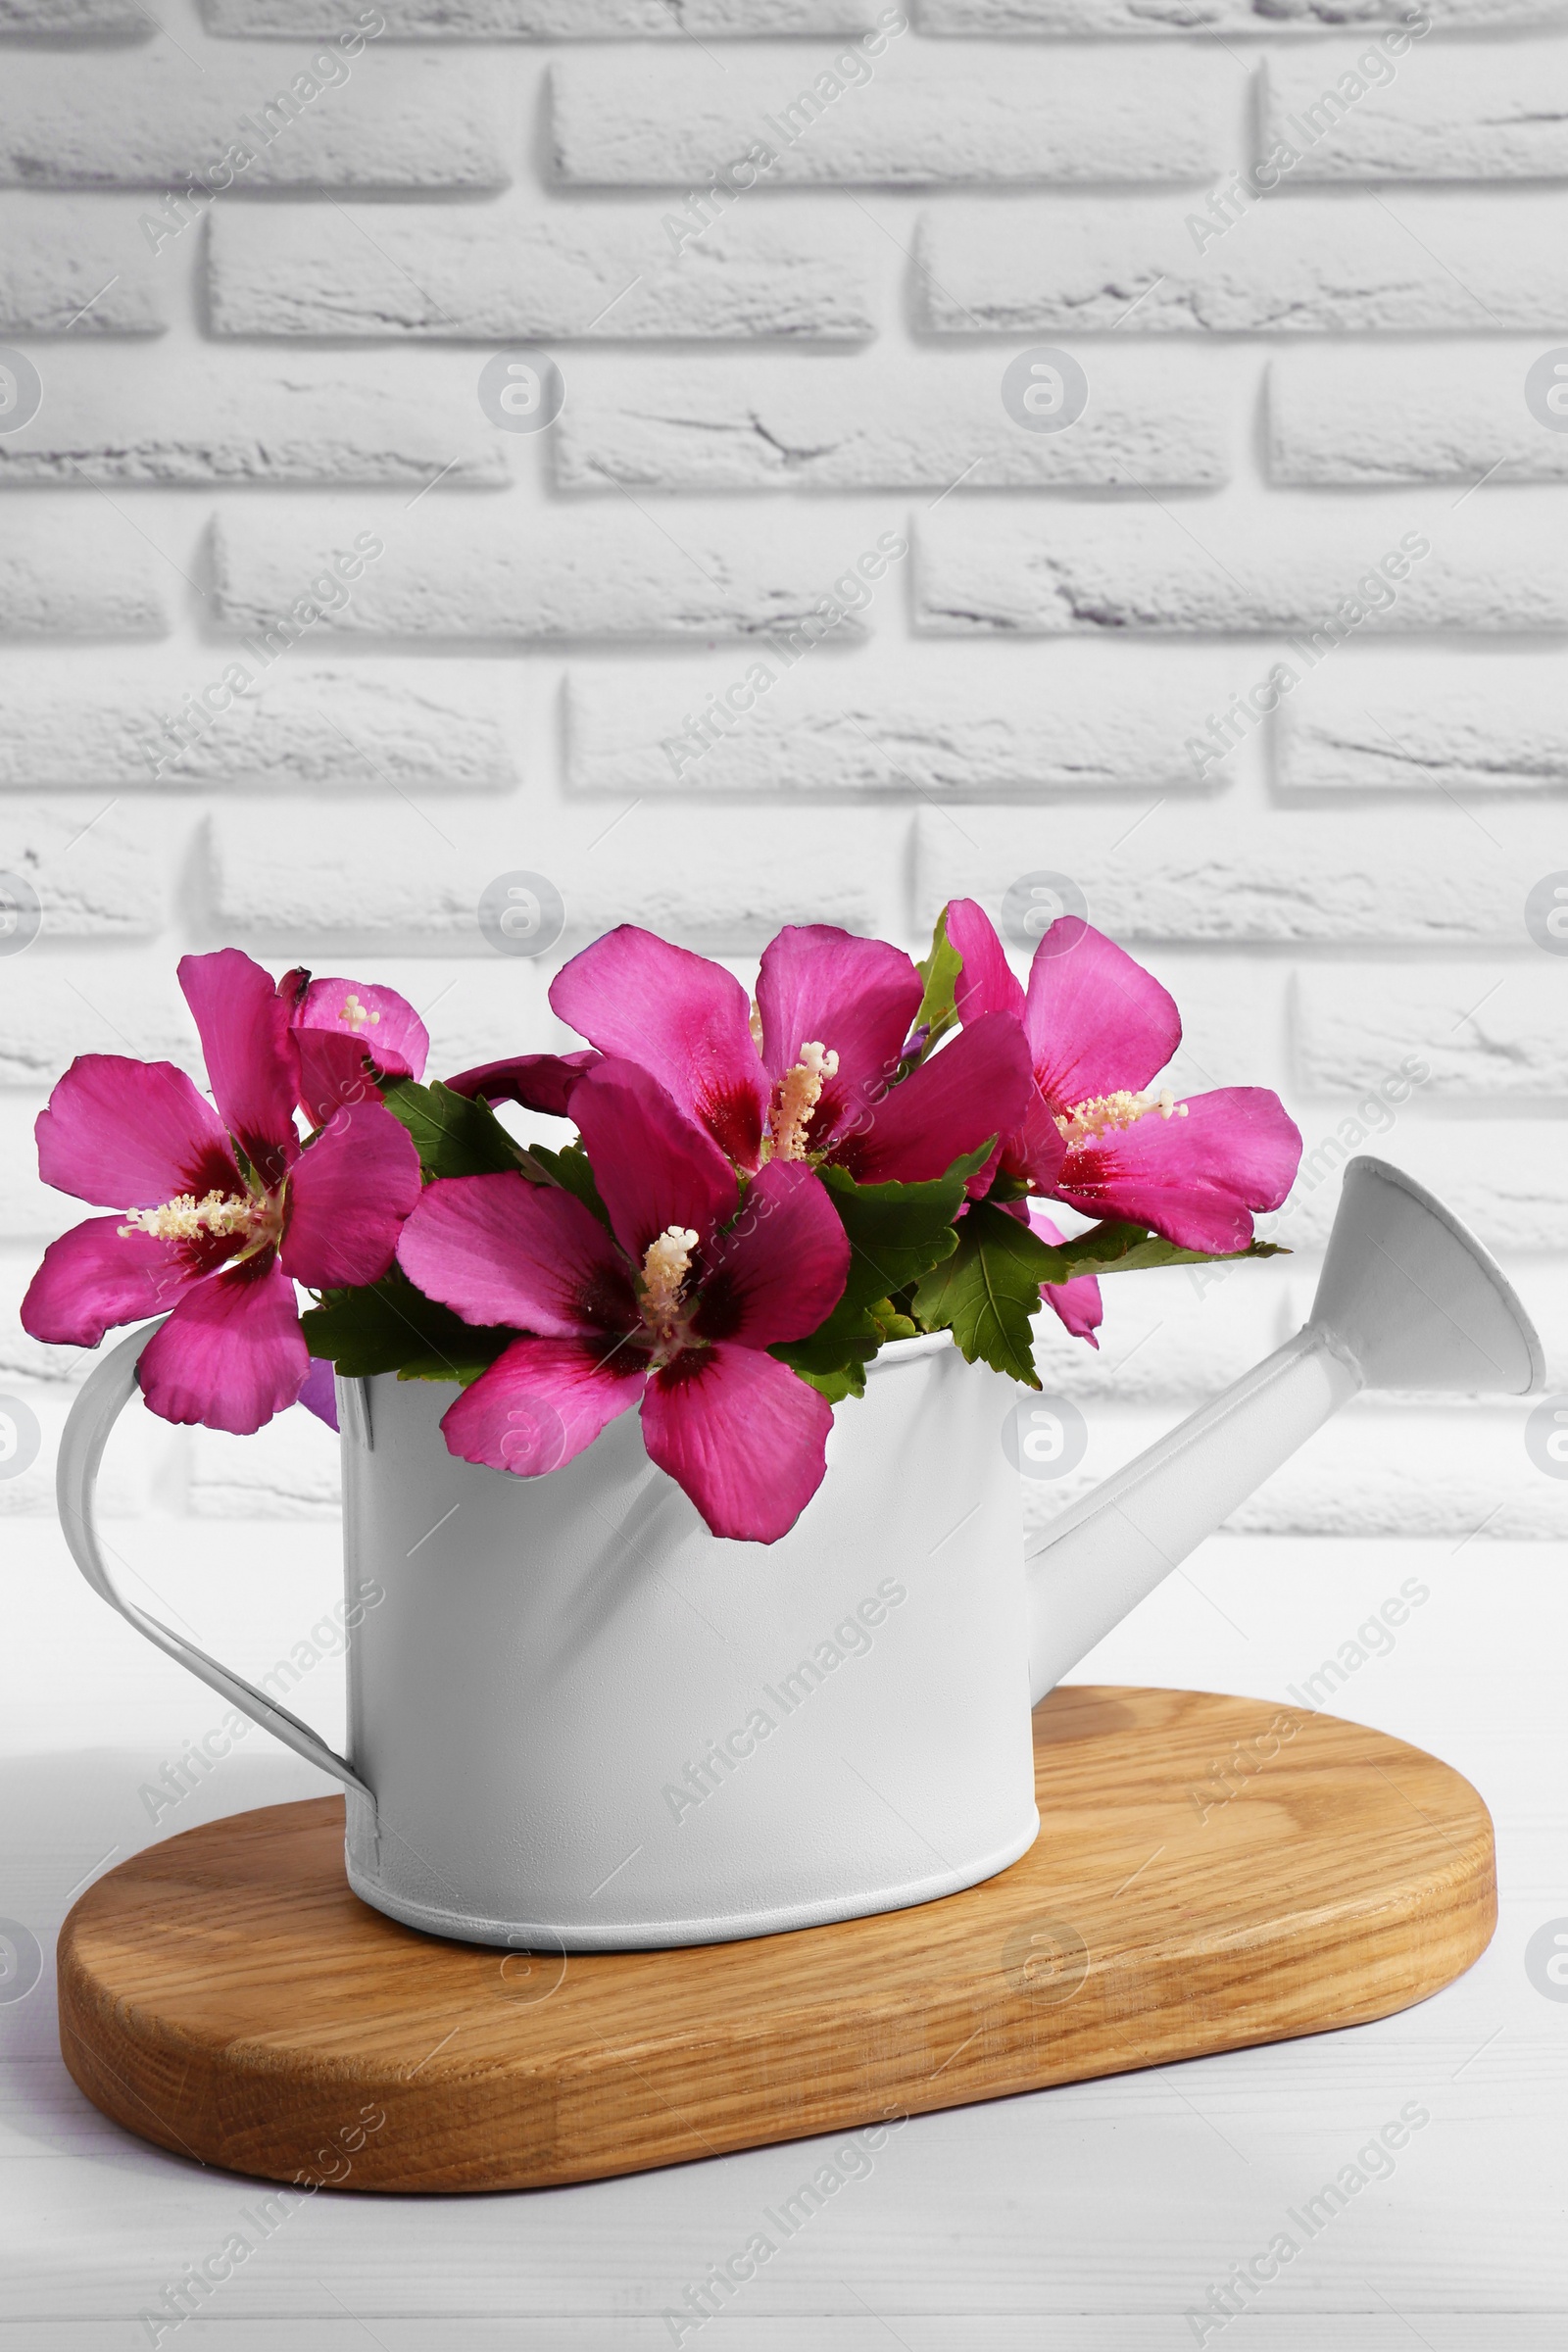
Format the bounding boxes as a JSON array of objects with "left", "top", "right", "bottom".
[{"left": 24, "top": 908, "right": 1301, "bottom": 1545}]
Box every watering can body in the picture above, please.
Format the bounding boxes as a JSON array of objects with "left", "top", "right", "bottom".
[{"left": 55, "top": 1157, "right": 1544, "bottom": 1950}]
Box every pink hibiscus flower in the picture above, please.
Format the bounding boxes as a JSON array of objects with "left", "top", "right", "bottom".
[
  {"left": 537, "top": 922, "right": 1031, "bottom": 1185},
  {"left": 279, "top": 966, "right": 430, "bottom": 1130},
  {"left": 396, "top": 1057, "right": 852, "bottom": 1544},
  {"left": 945, "top": 901, "right": 1301, "bottom": 1256},
  {"left": 22, "top": 949, "right": 422, "bottom": 1435}
]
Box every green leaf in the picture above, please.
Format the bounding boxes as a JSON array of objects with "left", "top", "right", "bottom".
[
  {"left": 302, "top": 1271, "right": 513, "bottom": 1387},
  {"left": 529, "top": 1139, "right": 612, "bottom": 1229},
  {"left": 910, "top": 1200, "right": 1059, "bottom": 1388},
  {"left": 770, "top": 1296, "right": 886, "bottom": 1395},
  {"left": 819, "top": 1150, "right": 985, "bottom": 1319},
  {"left": 911, "top": 905, "right": 964, "bottom": 1056},
  {"left": 772, "top": 1321, "right": 877, "bottom": 1376},
  {"left": 791, "top": 1358, "right": 869, "bottom": 1405},
  {"left": 868, "top": 1299, "right": 919, "bottom": 1344},
  {"left": 379, "top": 1076, "right": 532, "bottom": 1181},
  {"left": 781, "top": 1295, "right": 918, "bottom": 1395},
  {"left": 1049, "top": 1219, "right": 1291, "bottom": 1282},
  {"left": 768, "top": 1152, "right": 981, "bottom": 1391}
]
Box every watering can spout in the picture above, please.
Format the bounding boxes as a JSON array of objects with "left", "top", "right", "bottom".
[{"left": 1024, "top": 1154, "right": 1544, "bottom": 1706}]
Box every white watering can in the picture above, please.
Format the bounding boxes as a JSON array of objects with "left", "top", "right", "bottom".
[{"left": 57, "top": 1156, "right": 1542, "bottom": 1951}]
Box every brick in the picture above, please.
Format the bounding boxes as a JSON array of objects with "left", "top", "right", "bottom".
[
  {"left": 204, "top": 0, "right": 881, "bottom": 29},
  {"left": 0, "top": 951, "right": 551, "bottom": 1096},
  {"left": 0, "top": 354, "right": 506, "bottom": 486},
  {"left": 1016, "top": 1400, "right": 1566, "bottom": 1542},
  {"left": 0, "top": 802, "right": 166, "bottom": 954},
  {"left": 550, "top": 47, "right": 1226, "bottom": 187},
  {"left": 1261, "top": 41, "right": 1568, "bottom": 181},
  {"left": 0, "top": 1263, "right": 172, "bottom": 1493},
  {"left": 0, "top": 510, "right": 166, "bottom": 636},
  {"left": 1268, "top": 1122, "right": 1568, "bottom": 1256},
  {"left": 0, "top": 670, "right": 518, "bottom": 794},
  {"left": 1277, "top": 657, "right": 1568, "bottom": 794},
  {"left": 0, "top": 959, "right": 195, "bottom": 1090},
  {"left": 1295, "top": 965, "right": 1568, "bottom": 1098},
  {"left": 79, "top": 954, "right": 558, "bottom": 1085},
  {"left": 918, "top": 193, "right": 1568, "bottom": 335},
  {"left": 0, "top": 1387, "right": 144, "bottom": 1514},
  {"left": 209, "top": 803, "right": 896, "bottom": 951},
  {"left": 189, "top": 1416, "right": 341, "bottom": 1520},
  {"left": 0, "top": 203, "right": 162, "bottom": 335},
  {"left": 1031, "top": 1260, "right": 1295, "bottom": 1404},
  {"left": 1225, "top": 1410, "right": 1568, "bottom": 1540},
  {"left": 1271, "top": 349, "right": 1568, "bottom": 485},
  {"left": 915, "top": 502, "right": 1567, "bottom": 634},
  {"left": 0, "top": 1248, "right": 94, "bottom": 1392},
  {"left": 924, "top": 0, "right": 1558, "bottom": 23},
  {"left": 0, "top": 1104, "right": 61, "bottom": 1240},
  {"left": 1131, "top": 952, "right": 1287, "bottom": 1097},
  {"left": 306, "top": 957, "right": 554, "bottom": 1078},
  {"left": 0, "top": 0, "right": 146, "bottom": 22},
  {"left": 912, "top": 804, "right": 1563, "bottom": 945},
  {"left": 209, "top": 201, "right": 876, "bottom": 342},
  {"left": 0, "top": 49, "right": 507, "bottom": 191},
  {"left": 566, "top": 649, "right": 1245, "bottom": 795},
  {"left": 555, "top": 349, "right": 1230, "bottom": 493},
  {"left": 214, "top": 508, "right": 880, "bottom": 643}
]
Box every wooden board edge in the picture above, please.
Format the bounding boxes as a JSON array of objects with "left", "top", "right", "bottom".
[{"left": 54, "top": 1810, "right": 1497, "bottom": 2194}]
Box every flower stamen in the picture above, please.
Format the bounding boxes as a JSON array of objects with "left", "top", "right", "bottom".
[
  {"left": 640, "top": 1225, "right": 700, "bottom": 1333},
  {"left": 338, "top": 993, "right": 379, "bottom": 1033},
  {"left": 767, "top": 1041, "right": 840, "bottom": 1162},
  {"left": 1056, "top": 1086, "right": 1189, "bottom": 1147},
  {"left": 119, "top": 1189, "right": 270, "bottom": 1245}
]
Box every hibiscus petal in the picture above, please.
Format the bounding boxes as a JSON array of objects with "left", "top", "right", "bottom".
[
  {"left": 295, "top": 977, "right": 429, "bottom": 1081},
  {"left": 1054, "top": 1087, "right": 1302, "bottom": 1256},
  {"left": 831, "top": 1010, "right": 1032, "bottom": 1186},
  {"left": 21, "top": 1216, "right": 203, "bottom": 1347},
  {"left": 35, "top": 1054, "right": 241, "bottom": 1211},
  {"left": 178, "top": 949, "right": 301, "bottom": 1186},
  {"left": 693, "top": 1161, "right": 850, "bottom": 1349},
  {"left": 443, "top": 1050, "right": 601, "bottom": 1118},
  {"left": 550, "top": 925, "right": 768, "bottom": 1171},
  {"left": 1023, "top": 921, "right": 1182, "bottom": 1107},
  {"left": 939, "top": 906, "right": 1065, "bottom": 1194},
  {"left": 641, "top": 1342, "right": 833, "bottom": 1544},
  {"left": 1011, "top": 1076, "right": 1069, "bottom": 1198},
  {"left": 439, "top": 1335, "right": 645, "bottom": 1477},
  {"left": 946, "top": 898, "right": 1027, "bottom": 1025},
  {"left": 280, "top": 1102, "right": 422, "bottom": 1291},
  {"left": 1042, "top": 1273, "right": 1102, "bottom": 1347},
  {"left": 569, "top": 1058, "right": 739, "bottom": 1267},
  {"left": 755, "top": 925, "right": 921, "bottom": 1143},
  {"left": 137, "top": 1255, "right": 309, "bottom": 1435},
  {"left": 398, "top": 1171, "right": 635, "bottom": 1337},
  {"left": 291, "top": 1029, "right": 384, "bottom": 1131},
  {"left": 296, "top": 1355, "right": 340, "bottom": 1430},
  {"left": 1023, "top": 1202, "right": 1102, "bottom": 1350}
]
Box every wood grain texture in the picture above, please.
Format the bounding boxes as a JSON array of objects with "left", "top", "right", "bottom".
[{"left": 54, "top": 1685, "right": 1495, "bottom": 2195}]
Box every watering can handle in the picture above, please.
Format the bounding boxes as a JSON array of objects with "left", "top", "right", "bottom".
[{"left": 56, "top": 1320, "right": 375, "bottom": 1809}]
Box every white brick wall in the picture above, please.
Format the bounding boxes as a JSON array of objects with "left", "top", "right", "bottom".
[
  {"left": 208, "top": 202, "right": 879, "bottom": 339},
  {"left": 1, "top": 0, "right": 1564, "bottom": 1546}
]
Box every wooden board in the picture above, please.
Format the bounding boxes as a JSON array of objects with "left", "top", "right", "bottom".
[{"left": 56, "top": 1686, "right": 1494, "bottom": 2195}]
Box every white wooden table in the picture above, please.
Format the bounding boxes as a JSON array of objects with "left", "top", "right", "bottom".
[{"left": 3, "top": 1514, "right": 1564, "bottom": 2350}]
